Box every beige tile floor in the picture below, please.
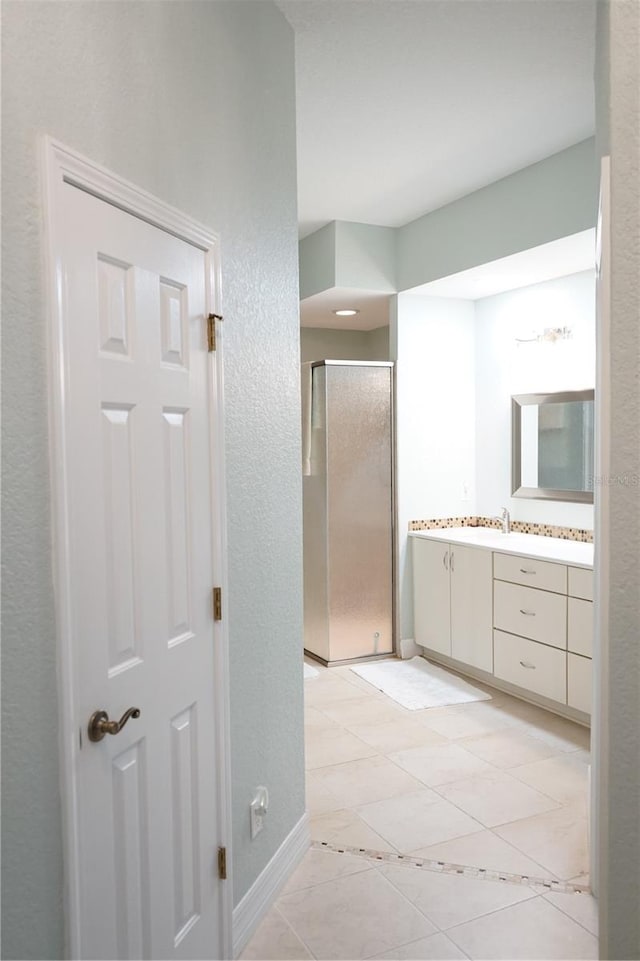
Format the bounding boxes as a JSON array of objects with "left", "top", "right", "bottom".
[{"left": 241, "top": 658, "right": 597, "bottom": 960}]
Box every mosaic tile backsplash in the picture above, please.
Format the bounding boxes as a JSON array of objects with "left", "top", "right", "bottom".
[{"left": 409, "top": 516, "right": 593, "bottom": 543}]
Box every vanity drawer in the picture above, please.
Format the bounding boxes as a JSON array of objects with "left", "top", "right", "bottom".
[
  {"left": 493, "top": 553, "right": 567, "bottom": 594},
  {"left": 568, "top": 653, "right": 592, "bottom": 714},
  {"left": 568, "top": 597, "right": 594, "bottom": 657},
  {"left": 568, "top": 567, "right": 594, "bottom": 601},
  {"left": 494, "top": 630, "right": 567, "bottom": 703},
  {"left": 494, "top": 580, "right": 567, "bottom": 648}
]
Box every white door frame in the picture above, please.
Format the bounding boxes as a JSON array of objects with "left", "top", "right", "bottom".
[
  {"left": 42, "top": 137, "right": 233, "bottom": 960},
  {"left": 591, "top": 154, "right": 611, "bottom": 900}
]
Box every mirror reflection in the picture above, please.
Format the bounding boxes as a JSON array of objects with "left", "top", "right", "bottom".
[{"left": 512, "top": 390, "right": 595, "bottom": 503}]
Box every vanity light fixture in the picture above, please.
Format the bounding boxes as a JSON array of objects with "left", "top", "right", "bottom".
[
  {"left": 515, "top": 326, "right": 572, "bottom": 345},
  {"left": 333, "top": 308, "right": 359, "bottom": 317}
]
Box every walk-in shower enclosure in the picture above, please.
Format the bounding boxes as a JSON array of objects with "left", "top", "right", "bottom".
[{"left": 303, "top": 361, "right": 394, "bottom": 664}]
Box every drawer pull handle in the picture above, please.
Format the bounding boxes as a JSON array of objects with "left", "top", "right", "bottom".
[
  {"left": 519, "top": 660, "right": 537, "bottom": 670},
  {"left": 519, "top": 609, "right": 536, "bottom": 616},
  {"left": 520, "top": 568, "right": 536, "bottom": 574}
]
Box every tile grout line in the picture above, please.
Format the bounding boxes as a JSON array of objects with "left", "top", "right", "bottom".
[
  {"left": 539, "top": 890, "right": 598, "bottom": 938},
  {"left": 272, "top": 903, "right": 319, "bottom": 961},
  {"left": 311, "top": 839, "right": 591, "bottom": 896}
]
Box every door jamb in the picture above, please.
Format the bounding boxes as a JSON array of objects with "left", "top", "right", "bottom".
[
  {"left": 591, "top": 154, "right": 611, "bottom": 901},
  {"left": 41, "top": 136, "right": 233, "bottom": 960}
]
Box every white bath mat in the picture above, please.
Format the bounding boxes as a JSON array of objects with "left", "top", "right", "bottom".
[
  {"left": 350, "top": 657, "right": 491, "bottom": 710},
  {"left": 304, "top": 662, "right": 319, "bottom": 679}
]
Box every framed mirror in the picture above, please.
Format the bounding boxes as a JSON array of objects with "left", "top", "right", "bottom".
[{"left": 512, "top": 389, "right": 595, "bottom": 503}]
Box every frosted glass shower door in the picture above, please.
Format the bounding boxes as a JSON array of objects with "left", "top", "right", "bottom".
[{"left": 303, "top": 361, "right": 394, "bottom": 664}]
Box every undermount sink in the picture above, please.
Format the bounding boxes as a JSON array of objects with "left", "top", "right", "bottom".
[
  {"left": 434, "top": 526, "right": 510, "bottom": 543},
  {"left": 470, "top": 526, "right": 507, "bottom": 535},
  {"left": 450, "top": 527, "right": 548, "bottom": 547}
]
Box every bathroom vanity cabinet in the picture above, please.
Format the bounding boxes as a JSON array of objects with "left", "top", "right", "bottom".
[
  {"left": 411, "top": 530, "right": 594, "bottom": 721},
  {"left": 414, "top": 540, "right": 492, "bottom": 671},
  {"left": 493, "top": 553, "right": 593, "bottom": 714}
]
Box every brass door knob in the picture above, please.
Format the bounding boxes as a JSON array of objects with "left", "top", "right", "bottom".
[{"left": 88, "top": 707, "right": 141, "bottom": 742}]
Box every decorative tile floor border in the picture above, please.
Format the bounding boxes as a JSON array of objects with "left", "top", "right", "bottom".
[
  {"left": 312, "top": 839, "right": 591, "bottom": 896},
  {"left": 408, "top": 516, "right": 593, "bottom": 543}
]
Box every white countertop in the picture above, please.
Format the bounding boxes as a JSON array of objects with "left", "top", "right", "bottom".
[{"left": 409, "top": 527, "right": 594, "bottom": 569}]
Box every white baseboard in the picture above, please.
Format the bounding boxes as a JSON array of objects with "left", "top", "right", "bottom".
[
  {"left": 232, "top": 812, "right": 310, "bottom": 958},
  {"left": 399, "top": 637, "right": 420, "bottom": 659}
]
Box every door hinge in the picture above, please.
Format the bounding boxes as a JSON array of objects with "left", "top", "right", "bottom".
[
  {"left": 213, "top": 587, "right": 222, "bottom": 621},
  {"left": 217, "top": 846, "right": 227, "bottom": 880},
  {"left": 207, "top": 313, "right": 223, "bottom": 352}
]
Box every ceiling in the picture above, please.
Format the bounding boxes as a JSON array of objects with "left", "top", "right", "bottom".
[
  {"left": 300, "top": 288, "right": 391, "bottom": 330},
  {"left": 276, "top": 0, "right": 596, "bottom": 239}
]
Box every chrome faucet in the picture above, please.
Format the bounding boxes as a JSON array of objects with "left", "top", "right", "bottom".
[{"left": 493, "top": 507, "right": 511, "bottom": 534}]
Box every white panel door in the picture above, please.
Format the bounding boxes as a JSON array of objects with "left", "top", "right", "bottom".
[
  {"left": 450, "top": 545, "right": 493, "bottom": 673},
  {"left": 59, "top": 182, "right": 222, "bottom": 959},
  {"left": 412, "top": 538, "right": 451, "bottom": 656}
]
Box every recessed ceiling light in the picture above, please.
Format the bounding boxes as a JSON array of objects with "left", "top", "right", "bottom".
[{"left": 333, "top": 308, "right": 359, "bottom": 317}]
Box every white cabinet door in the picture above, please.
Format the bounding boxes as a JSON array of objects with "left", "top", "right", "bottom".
[
  {"left": 413, "top": 538, "right": 451, "bottom": 656},
  {"left": 568, "top": 653, "right": 592, "bottom": 714},
  {"left": 568, "top": 598, "right": 594, "bottom": 657},
  {"left": 568, "top": 566, "right": 594, "bottom": 601},
  {"left": 450, "top": 545, "right": 493, "bottom": 672}
]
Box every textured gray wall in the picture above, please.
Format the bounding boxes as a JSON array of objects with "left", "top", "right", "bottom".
[
  {"left": 594, "top": 2, "right": 640, "bottom": 958},
  {"left": 1, "top": 3, "right": 304, "bottom": 957}
]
